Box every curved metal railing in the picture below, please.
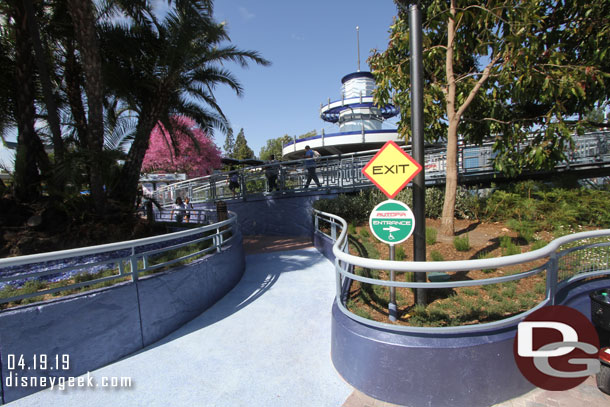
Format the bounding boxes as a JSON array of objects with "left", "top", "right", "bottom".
[
  {"left": 152, "top": 131, "right": 610, "bottom": 207},
  {"left": 0, "top": 211, "right": 239, "bottom": 306},
  {"left": 313, "top": 209, "right": 610, "bottom": 333}
]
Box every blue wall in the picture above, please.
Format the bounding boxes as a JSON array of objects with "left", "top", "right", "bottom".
[
  {"left": 315, "top": 229, "right": 610, "bottom": 406},
  {"left": 197, "top": 192, "right": 338, "bottom": 237},
  {"left": 0, "top": 231, "right": 245, "bottom": 404}
]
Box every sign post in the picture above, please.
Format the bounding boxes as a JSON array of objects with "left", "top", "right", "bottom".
[
  {"left": 369, "top": 200, "right": 416, "bottom": 321},
  {"left": 363, "top": 140, "right": 423, "bottom": 321}
]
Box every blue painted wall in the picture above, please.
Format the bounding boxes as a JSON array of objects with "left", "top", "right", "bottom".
[
  {"left": 0, "top": 231, "right": 245, "bottom": 404},
  {"left": 316, "top": 229, "right": 610, "bottom": 406},
  {"left": 197, "top": 192, "right": 338, "bottom": 237}
]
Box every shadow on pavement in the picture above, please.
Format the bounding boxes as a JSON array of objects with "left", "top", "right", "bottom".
[{"left": 139, "top": 248, "right": 328, "bottom": 352}]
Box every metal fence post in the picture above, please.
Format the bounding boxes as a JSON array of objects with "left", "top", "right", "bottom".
[
  {"left": 547, "top": 254, "right": 559, "bottom": 305},
  {"left": 130, "top": 247, "right": 139, "bottom": 282},
  {"left": 331, "top": 220, "right": 337, "bottom": 241},
  {"left": 389, "top": 244, "right": 397, "bottom": 322},
  {"left": 216, "top": 228, "right": 222, "bottom": 253}
]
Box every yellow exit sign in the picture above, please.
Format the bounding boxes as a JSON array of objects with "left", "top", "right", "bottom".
[{"left": 362, "top": 141, "right": 422, "bottom": 198}]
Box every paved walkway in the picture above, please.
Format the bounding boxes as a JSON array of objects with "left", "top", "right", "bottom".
[
  {"left": 5, "top": 237, "right": 610, "bottom": 407},
  {"left": 6, "top": 247, "right": 353, "bottom": 407}
]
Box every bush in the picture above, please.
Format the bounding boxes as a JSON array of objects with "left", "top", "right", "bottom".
[
  {"left": 426, "top": 227, "right": 438, "bottom": 245},
  {"left": 430, "top": 250, "right": 444, "bottom": 261},
  {"left": 507, "top": 219, "right": 535, "bottom": 243},
  {"left": 479, "top": 180, "right": 610, "bottom": 230},
  {"left": 395, "top": 246, "right": 406, "bottom": 261},
  {"left": 531, "top": 240, "right": 548, "bottom": 251},
  {"left": 453, "top": 234, "right": 470, "bottom": 252}
]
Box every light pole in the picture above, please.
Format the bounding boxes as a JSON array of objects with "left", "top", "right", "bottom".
[{"left": 405, "top": 1, "right": 427, "bottom": 305}]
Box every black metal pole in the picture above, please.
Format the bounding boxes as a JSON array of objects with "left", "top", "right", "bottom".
[{"left": 410, "top": 2, "right": 427, "bottom": 305}]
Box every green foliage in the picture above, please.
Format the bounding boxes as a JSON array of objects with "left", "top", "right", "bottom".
[
  {"left": 370, "top": 0, "right": 610, "bottom": 175},
  {"left": 507, "top": 219, "right": 535, "bottom": 243},
  {"left": 499, "top": 235, "right": 513, "bottom": 248},
  {"left": 395, "top": 246, "right": 406, "bottom": 261},
  {"left": 297, "top": 130, "right": 317, "bottom": 140},
  {"left": 233, "top": 128, "right": 255, "bottom": 160},
  {"left": 259, "top": 134, "right": 293, "bottom": 161},
  {"left": 348, "top": 222, "right": 357, "bottom": 235},
  {"left": 359, "top": 228, "right": 370, "bottom": 238},
  {"left": 223, "top": 128, "right": 235, "bottom": 157},
  {"left": 426, "top": 227, "right": 437, "bottom": 245},
  {"left": 312, "top": 186, "right": 479, "bottom": 224},
  {"left": 531, "top": 240, "right": 548, "bottom": 251},
  {"left": 453, "top": 234, "right": 470, "bottom": 252},
  {"left": 430, "top": 250, "right": 444, "bottom": 261},
  {"left": 500, "top": 236, "right": 521, "bottom": 256},
  {"left": 480, "top": 181, "right": 610, "bottom": 231}
]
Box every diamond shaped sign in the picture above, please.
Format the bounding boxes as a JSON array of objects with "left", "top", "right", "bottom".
[{"left": 362, "top": 141, "right": 423, "bottom": 199}]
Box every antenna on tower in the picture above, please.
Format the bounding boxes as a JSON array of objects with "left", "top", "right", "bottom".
[{"left": 356, "top": 26, "right": 361, "bottom": 72}]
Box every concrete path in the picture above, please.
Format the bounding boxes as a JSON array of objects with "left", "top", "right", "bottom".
[{"left": 6, "top": 248, "right": 353, "bottom": 407}]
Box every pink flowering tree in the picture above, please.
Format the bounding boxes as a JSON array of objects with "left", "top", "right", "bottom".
[{"left": 142, "top": 116, "right": 222, "bottom": 178}]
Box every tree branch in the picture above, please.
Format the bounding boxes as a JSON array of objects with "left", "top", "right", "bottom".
[{"left": 455, "top": 54, "right": 501, "bottom": 119}]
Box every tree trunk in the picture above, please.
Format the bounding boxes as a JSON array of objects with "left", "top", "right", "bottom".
[
  {"left": 67, "top": 0, "right": 106, "bottom": 214},
  {"left": 11, "top": 0, "right": 47, "bottom": 202},
  {"left": 64, "top": 39, "right": 89, "bottom": 148},
  {"left": 440, "top": 122, "right": 459, "bottom": 236},
  {"left": 440, "top": 0, "right": 458, "bottom": 237},
  {"left": 112, "top": 111, "right": 158, "bottom": 205},
  {"left": 23, "top": 0, "right": 64, "bottom": 165}
]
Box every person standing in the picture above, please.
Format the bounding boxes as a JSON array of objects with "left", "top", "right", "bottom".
[
  {"left": 228, "top": 168, "right": 240, "bottom": 198},
  {"left": 170, "top": 197, "right": 187, "bottom": 223},
  {"left": 265, "top": 154, "right": 280, "bottom": 192},
  {"left": 184, "top": 197, "right": 194, "bottom": 223},
  {"left": 304, "top": 145, "right": 321, "bottom": 189}
]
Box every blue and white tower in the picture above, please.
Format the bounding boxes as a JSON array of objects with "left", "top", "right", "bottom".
[{"left": 283, "top": 28, "right": 402, "bottom": 158}]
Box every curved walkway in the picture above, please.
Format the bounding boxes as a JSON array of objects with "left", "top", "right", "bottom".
[{"left": 5, "top": 246, "right": 353, "bottom": 407}]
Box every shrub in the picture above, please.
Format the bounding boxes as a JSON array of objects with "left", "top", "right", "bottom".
[
  {"left": 430, "top": 250, "right": 444, "bottom": 261},
  {"left": 502, "top": 241, "right": 521, "bottom": 256},
  {"left": 395, "top": 246, "right": 406, "bottom": 261},
  {"left": 507, "top": 219, "right": 535, "bottom": 243},
  {"left": 453, "top": 234, "right": 470, "bottom": 252},
  {"left": 359, "top": 228, "right": 370, "bottom": 238},
  {"left": 426, "top": 227, "right": 438, "bottom": 245},
  {"left": 477, "top": 251, "right": 495, "bottom": 274},
  {"left": 348, "top": 222, "right": 356, "bottom": 235},
  {"left": 499, "top": 235, "right": 513, "bottom": 248},
  {"left": 530, "top": 239, "right": 548, "bottom": 251}
]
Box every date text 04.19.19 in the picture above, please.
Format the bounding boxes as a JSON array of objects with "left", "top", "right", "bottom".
[{"left": 7, "top": 354, "right": 70, "bottom": 371}]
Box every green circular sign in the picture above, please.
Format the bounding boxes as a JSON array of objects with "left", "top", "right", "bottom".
[{"left": 369, "top": 200, "right": 415, "bottom": 245}]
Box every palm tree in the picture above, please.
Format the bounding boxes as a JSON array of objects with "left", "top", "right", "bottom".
[{"left": 102, "top": 0, "right": 270, "bottom": 204}]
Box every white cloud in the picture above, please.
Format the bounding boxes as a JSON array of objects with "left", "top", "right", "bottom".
[{"left": 238, "top": 7, "right": 255, "bottom": 21}]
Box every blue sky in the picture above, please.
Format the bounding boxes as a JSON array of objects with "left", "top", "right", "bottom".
[
  {"left": 210, "top": 0, "right": 400, "bottom": 156},
  {"left": 0, "top": 1, "right": 399, "bottom": 169}
]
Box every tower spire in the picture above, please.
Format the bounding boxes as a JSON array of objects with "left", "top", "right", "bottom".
[{"left": 356, "top": 26, "right": 360, "bottom": 72}]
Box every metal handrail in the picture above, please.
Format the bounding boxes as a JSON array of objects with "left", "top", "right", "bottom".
[
  {"left": 313, "top": 209, "right": 610, "bottom": 333},
  {"left": 0, "top": 212, "right": 238, "bottom": 305},
  {"left": 152, "top": 131, "right": 610, "bottom": 207}
]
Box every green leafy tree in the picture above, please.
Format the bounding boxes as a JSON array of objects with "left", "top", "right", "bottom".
[
  {"left": 223, "top": 127, "right": 235, "bottom": 157},
  {"left": 259, "top": 134, "right": 292, "bottom": 161},
  {"left": 297, "top": 129, "right": 317, "bottom": 140},
  {"left": 370, "top": 0, "right": 610, "bottom": 236},
  {"left": 103, "top": 1, "right": 269, "bottom": 204},
  {"left": 233, "top": 128, "right": 254, "bottom": 159}
]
